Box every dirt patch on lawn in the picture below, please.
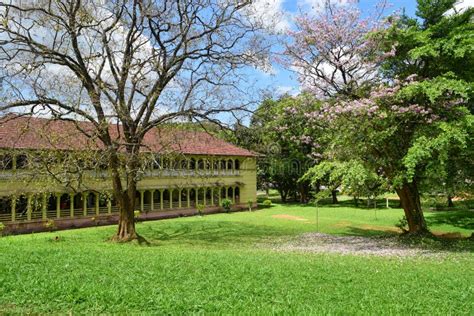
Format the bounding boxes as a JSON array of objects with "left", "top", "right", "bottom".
[
  {"left": 271, "top": 233, "right": 439, "bottom": 257},
  {"left": 272, "top": 214, "right": 308, "bottom": 221},
  {"left": 360, "top": 224, "right": 401, "bottom": 233}
]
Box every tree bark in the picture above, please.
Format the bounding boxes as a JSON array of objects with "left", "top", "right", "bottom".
[
  {"left": 396, "top": 181, "right": 429, "bottom": 234},
  {"left": 110, "top": 150, "right": 138, "bottom": 242},
  {"left": 299, "top": 182, "right": 310, "bottom": 204},
  {"left": 447, "top": 195, "right": 454, "bottom": 208},
  {"left": 331, "top": 190, "right": 338, "bottom": 204},
  {"left": 279, "top": 188, "right": 288, "bottom": 203}
]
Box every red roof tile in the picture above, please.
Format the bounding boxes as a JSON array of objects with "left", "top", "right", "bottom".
[{"left": 0, "top": 115, "right": 256, "bottom": 157}]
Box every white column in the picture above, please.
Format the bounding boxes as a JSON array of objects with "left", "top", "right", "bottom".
[
  {"left": 169, "top": 189, "right": 173, "bottom": 209},
  {"left": 70, "top": 193, "right": 75, "bottom": 217},
  {"left": 27, "top": 194, "right": 32, "bottom": 221},
  {"left": 11, "top": 195, "right": 16, "bottom": 222},
  {"left": 160, "top": 189, "right": 164, "bottom": 210},
  {"left": 187, "top": 188, "right": 191, "bottom": 208},
  {"left": 42, "top": 193, "right": 47, "bottom": 220},
  {"left": 107, "top": 194, "right": 112, "bottom": 214},
  {"left": 150, "top": 190, "right": 155, "bottom": 211},
  {"left": 56, "top": 193, "right": 61, "bottom": 218},
  {"left": 140, "top": 190, "right": 144, "bottom": 212},
  {"left": 95, "top": 192, "right": 100, "bottom": 215},
  {"left": 83, "top": 192, "right": 88, "bottom": 216}
]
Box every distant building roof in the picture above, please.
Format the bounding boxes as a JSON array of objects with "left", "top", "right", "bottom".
[{"left": 0, "top": 115, "right": 256, "bottom": 157}]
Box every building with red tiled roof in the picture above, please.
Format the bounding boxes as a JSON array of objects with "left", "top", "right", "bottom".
[
  {"left": 0, "top": 115, "right": 257, "bottom": 234},
  {"left": 0, "top": 115, "right": 256, "bottom": 157}
]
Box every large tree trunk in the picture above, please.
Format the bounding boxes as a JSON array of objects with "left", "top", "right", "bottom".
[
  {"left": 115, "top": 178, "right": 138, "bottom": 241},
  {"left": 110, "top": 151, "right": 138, "bottom": 242},
  {"left": 299, "top": 181, "right": 310, "bottom": 204},
  {"left": 331, "top": 190, "right": 338, "bottom": 204},
  {"left": 396, "top": 181, "right": 429, "bottom": 235},
  {"left": 279, "top": 189, "right": 287, "bottom": 203},
  {"left": 447, "top": 195, "right": 454, "bottom": 208}
]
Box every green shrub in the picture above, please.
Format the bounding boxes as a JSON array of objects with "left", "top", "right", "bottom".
[
  {"left": 196, "top": 203, "right": 205, "bottom": 216},
  {"left": 221, "top": 199, "right": 232, "bottom": 213},
  {"left": 262, "top": 199, "right": 272, "bottom": 207},
  {"left": 395, "top": 216, "right": 408, "bottom": 233},
  {"left": 134, "top": 210, "right": 141, "bottom": 219},
  {"left": 0, "top": 222, "right": 5, "bottom": 236},
  {"left": 247, "top": 199, "right": 254, "bottom": 211},
  {"left": 44, "top": 219, "right": 56, "bottom": 231}
]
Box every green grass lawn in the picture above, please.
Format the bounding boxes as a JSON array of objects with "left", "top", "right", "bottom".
[{"left": 0, "top": 200, "right": 473, "bottom": 314}]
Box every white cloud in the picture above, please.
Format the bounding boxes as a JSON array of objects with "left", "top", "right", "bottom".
[
  {"left": 298, "top": 0, "right": 351, "bottom": 13},
  {"left": 445, "top": 0, "right": 474, "bottom": 15},
  {"left": 276, "top": 85, "right": 299, "bottom": 96},
  {"left": 246, "top": 0, "right": 291, "bottom": 32}
]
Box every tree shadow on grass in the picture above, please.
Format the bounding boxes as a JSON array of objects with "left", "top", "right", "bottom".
[
  {"left": 280, "top": 198, "right": 402, "bottom": 210},
  {"left": 340, "top": 226, "right": 399, "bottom": 237},
  {"left": 138, "top": 221, "right": 292, "bottom": 247},
  {"left": 343, "top": 226, "right": 474, "bottom": 253},
  {"left": 425, "top": 210, "right": 474, "bottom": 230}
]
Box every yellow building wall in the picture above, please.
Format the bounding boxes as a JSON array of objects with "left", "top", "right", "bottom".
[{"left": 0, "top": 155, "right": 257, "bottom": 204}]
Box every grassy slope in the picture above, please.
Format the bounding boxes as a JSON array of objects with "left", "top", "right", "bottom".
[{"left": 0, "top": 201, "right": 473, "bottom": 314}]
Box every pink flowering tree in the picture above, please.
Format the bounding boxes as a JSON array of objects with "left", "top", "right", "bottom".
[
  {"left": 248, "top": 94, "right": 324, "bottom": 203},
  {"left": 283, "top": 0, "right": 391, "bottom": 98},
  {"left": 286, "top": 0, "right": 473, "bottom": 234},
  {"left": 306, "top": 75, "right": 471, "bottom": 234}
]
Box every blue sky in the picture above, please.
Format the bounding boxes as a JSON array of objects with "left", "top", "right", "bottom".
[{"left": 256, "top": 1, "right": 418, "bottom": 98}]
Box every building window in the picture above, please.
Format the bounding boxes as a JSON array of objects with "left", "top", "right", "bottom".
[
  {"left": 197, "top": 159, "right": 205, "bottom": 170},
  {"left": 0, "top": 154, "right": 13, "bottom": 170},
  {"left": 189, "top": 158, "right": 196, "bottom": 170},
  {"left": 16, "top": 154, "right": 28, "bottom": 169}
]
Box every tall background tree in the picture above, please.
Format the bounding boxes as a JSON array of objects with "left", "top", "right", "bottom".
[
  {"left": 0, "top": 0, "right": 272, "bottom": 241},
  {"left": 283, "top": 0, "right": 473, "bottom": 234},
  {"left": 235, "top": 94, "right": 322, "bottom": 203}
]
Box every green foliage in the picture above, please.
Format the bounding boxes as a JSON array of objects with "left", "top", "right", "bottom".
[
  {"left": 262, "top": 199, "right": 272, "bottom": 207},
  {"left": 395, "top": 216, "right": 409, "bottom": 233},
  {"left": 134, "top": 210, "right": 141, "bottom": 219},
  {"left": 0, "top": 222, "right": 5, "bottom": 236},
  {"left": 221, "top": 199, "right": 232, "bottom": 212},
  {"left": 416, "top": 0, "right": 457, "bottom": 27},
  {"left": 322, "top": 2, "right": 474, "bottom": 209},
  {"left": 302, "top": 161, "right": 386, "bottom": 200},
  {"left": 247, "top": 94, "right": 323, "bottom": 202},
  {"left": 196, "top": 204, "right": 205, "bottom": 216},
  {"left": 247, "top": 199, "right": 254, "bottom": 211},
  {"left": 44, "top": 219, "right": 56, "bottom": 231}
]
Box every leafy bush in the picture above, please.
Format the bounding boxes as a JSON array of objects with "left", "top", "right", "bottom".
[
  {"left": 134, "top": 210, "right": 141, "bottom": 219},
  {"left": 0, "top": 222, "right": 5, "bottom": 236},
  {"left": 262, "top": 199, "right": 272, "bottom": 207},
  {"left": 247, "top": 199, "right": 254, "bottom": 211},
  {"left": 395, "top": 216, "right": 408, "bottom": 233},
  {"left": 44, "top": 219, "right": 56, "bottom": 231},
  {"left": 221, "top": 199, "right": 232, "bottom": 213},
  {"left": 196, "top": 203, "right": 205, "bottom": 216}
]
